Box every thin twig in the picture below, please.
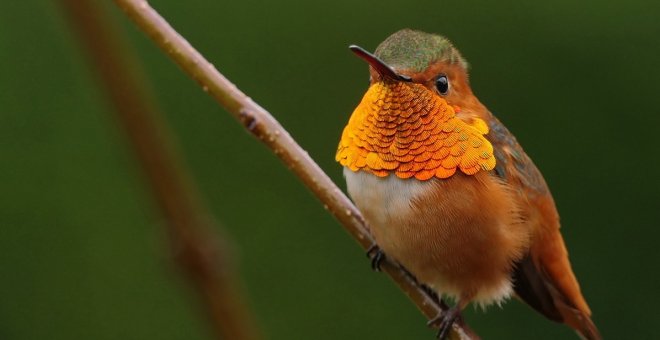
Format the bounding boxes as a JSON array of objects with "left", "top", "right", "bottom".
[
  {"left": 59, "top": 1, "right": 260, "bottom": 339},
  {"left": 111, "top": 0, "right": 477, "bottom": 338}
]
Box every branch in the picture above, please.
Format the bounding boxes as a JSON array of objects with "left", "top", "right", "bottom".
[
  {"left": 111, "top": 0, "right": 478, "bottom": 338},
  {"left": 59, "top": 1, "right": 260, "bottom": 339}
]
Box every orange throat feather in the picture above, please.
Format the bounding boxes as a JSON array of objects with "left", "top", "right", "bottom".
[{"left": 336, "top": 81, "right": 496, "bottom": 180}]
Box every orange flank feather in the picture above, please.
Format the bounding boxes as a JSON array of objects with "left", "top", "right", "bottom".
[{"left": 337, "top": 29, "right": 600, "bottom": 339}]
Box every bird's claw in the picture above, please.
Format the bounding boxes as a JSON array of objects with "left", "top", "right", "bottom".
[
  {"left": 366, "top": 244, "right": 386, "bottom": 271},
  {"left": 427, "top": 307, "right": 461, "bottom": 340}
]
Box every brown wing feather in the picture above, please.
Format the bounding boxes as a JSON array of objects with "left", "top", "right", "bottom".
[
  {"left": 484, "top": 115, "right": 601, "bottom": 339},
  {"left": 511, "top": 254, "right": 563, "bottom": 322}
]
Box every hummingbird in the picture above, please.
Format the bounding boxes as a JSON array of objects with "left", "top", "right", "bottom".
[{"left": 336, "top": 29, "right": 600, "bottom": 339}]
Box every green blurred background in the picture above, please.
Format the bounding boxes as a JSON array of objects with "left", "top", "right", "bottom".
[{"left": 2, "top": 0, "right": 659, "bottom": 339}]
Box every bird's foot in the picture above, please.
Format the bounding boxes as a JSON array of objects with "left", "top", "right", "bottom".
[
  {"left": 427, "top": 306, "right": 461, "bottom": 340},
  {"left": 366, "top": 244, "right": 386, "bottom": 271}
]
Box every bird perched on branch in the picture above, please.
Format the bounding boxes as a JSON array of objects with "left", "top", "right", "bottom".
[{"left": 336, "top": 29, "right": 600, "bottom": 339}]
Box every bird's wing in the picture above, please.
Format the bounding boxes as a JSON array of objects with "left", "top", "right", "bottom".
[{"left": 485, "top": 115, "right": 601, "bottom": 340}]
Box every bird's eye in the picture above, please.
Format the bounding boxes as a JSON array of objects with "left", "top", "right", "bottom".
[{"left": 435, "top": 75, "right": 449, "bottom": 95}]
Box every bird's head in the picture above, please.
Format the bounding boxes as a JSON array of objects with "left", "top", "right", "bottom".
[{"left": 352, "top": 29, "right": 482, "bottom": 113}]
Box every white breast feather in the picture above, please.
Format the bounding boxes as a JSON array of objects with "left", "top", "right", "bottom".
[{"left": 344, "top": 168, "right": 428, "bottom": 227}]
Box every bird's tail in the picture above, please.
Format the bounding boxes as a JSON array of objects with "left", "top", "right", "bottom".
[
  {"left": 512, "top": 237, "right": 602, "bottom": 340},
  {"left": 556, "top": 301, "right": 602, "bottom": 340}
]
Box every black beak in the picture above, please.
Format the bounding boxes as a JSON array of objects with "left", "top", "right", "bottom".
[{"left": 349, "top": 45, "right": 412, "bottom": 82}]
